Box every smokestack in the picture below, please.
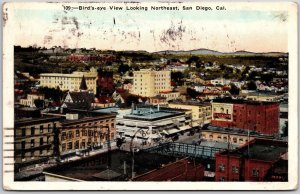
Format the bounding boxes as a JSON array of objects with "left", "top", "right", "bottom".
[
  {"left": 157, "top": 104, "right": 160, "bottom": 111},
  {"left": 131, "top": 103, "right": 134, "bottom": 114}
]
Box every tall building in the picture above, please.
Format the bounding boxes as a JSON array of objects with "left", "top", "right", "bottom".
[
  {"left": 132, "top": 69, "right": 171, "bottom": 97},
  {"left": 211, "top": 98, "right": 279, "bottom": 135},
  {"left": 39, "top": 71, "right": 97, "bottom": 93}
]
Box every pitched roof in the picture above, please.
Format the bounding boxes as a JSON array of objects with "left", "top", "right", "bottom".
[{"left": 79, "top": 75, "right": 88, "bottom": 91}]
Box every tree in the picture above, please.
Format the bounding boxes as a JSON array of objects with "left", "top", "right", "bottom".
[
  {"left": 187, "top": 88, "right": 199, "bottom": 99},
  {"left": 37, "top": 87, "right": 65, "bottom": 103},
  {"left": 246, "top": 81, "right": 257, "bottom": 90},
  {"left": 171, "top": 71, "right": 184, "bottom": 86},
  {"left": 125, "top": 95, "right": 139, "bottom": 106},
  {"left": 229, "top": 83, "right": 240, "bottom": 95}
]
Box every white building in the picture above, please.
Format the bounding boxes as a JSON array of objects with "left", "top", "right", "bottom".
[
  {"left": 132, "top": 69, "right": 171, "bottom": 97},
  {"left": 20, "top": 93, "right": 45, "bottom": 107},
  {"left": 39, "top": 71, "right": 97, "bottom": 93}
]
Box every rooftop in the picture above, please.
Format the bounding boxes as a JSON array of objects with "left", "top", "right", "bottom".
[
  {"left": 15, "top": 116, "right": 62, "bottom": 127},
  {"left": 218, "top": 139, "right": 287, "bottom": 161},
  {"left": 202, "top": 124, "right": 273, "bottom": 138},
  {"left": 44, "top": 150, "right": 178, "bottom": 181},
  {"left": 123, "top": 105, "right": 185, "bottom": 121},
  {"left": 169, "top": 100, "right": 211, "bottom": 107},
  {"left": 212, "top": 97, "right": 278, "bottom": 105}
]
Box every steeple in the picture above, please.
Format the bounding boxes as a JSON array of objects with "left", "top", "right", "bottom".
[{"left": 79, "top": 75, "right": 88, "bottom": 91}]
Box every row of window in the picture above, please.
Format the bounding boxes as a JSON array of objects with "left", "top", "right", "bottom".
[
  {"left": 21, "top": 124, "right": 55, "bottom": 137},
  {"left": 202, "top": 134, "right": 249, "bottom": 144},
  {"left": 21, "top": 136, "right": 51, "bottom": 149}
]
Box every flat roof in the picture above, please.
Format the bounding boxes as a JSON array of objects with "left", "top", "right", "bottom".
[
  {"left": 202, "top": 125, "right": 273, "bottom": 138},
  {"left": 123, "top": 107, "right": 185, "bottom": 121},
  {"left": 219, "top": 139, "right": 287, "bottom": 161},
  {"left": 169, "top": 100, "right": 211, "bottom": 107},
  {"left": 212, "top": 98, "right": 278, "bottom": 105},
  {"left": 44, "top": 150, "right": 178, "bottom": 181},
  {"left": 15, "top": 116, "right": 62, "bottom": 127}
]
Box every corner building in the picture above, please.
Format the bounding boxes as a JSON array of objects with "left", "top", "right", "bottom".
[{"left": 211, "top": 99, "right": 279, "bottom": 135}]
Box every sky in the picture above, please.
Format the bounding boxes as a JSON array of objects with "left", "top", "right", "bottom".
[{"left": 10, "top": 2, "right": 290, "bottom": 53}]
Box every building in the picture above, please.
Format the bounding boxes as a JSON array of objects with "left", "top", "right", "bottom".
[
  {"left": 159, "top": 91, "right": 181, "bottom": 101},
  {"left": 215, "top": 138, "right": 287, "bottom": 181},
  {"left": 132, "top": 69, "right": 171, "bottom": 97},
  {"left": 96, "top": 68, "right": 114, "bottom": 97},
  {"left": 20, "top": 93, "right": 45, "bottom": 107},
  {"left": 61, "top": 91, "right": 95, "bottom": 110},
  {"left": 132, "top": 158, "right": 204, "bottom": 181},
  {"left": 59, "top": 111, "right": 116, "bottom": 158},
  {"left": 169, "top": 101, "right": 211, "bottom": 127},
  {"left": 116, "top": 104, "right": 192, "bottom": 142},
  {"left": 14, "top": 116, "right": 62, "bottom": 170},
  {"left": 200, "top": 125, "right": 275, "bottom": 146},
  {"left": 241, "top": 92, "right": 284, "bottom": 102},
  {"left": 39, "top": 71, "right": 97, "bottom": 93},
  {"left": 211, "top": 98, "right": 279, "bottom": 135}
]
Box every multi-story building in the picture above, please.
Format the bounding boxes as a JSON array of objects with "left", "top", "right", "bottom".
[
  {"left": 215, "top": 138, "right": 287, "bottom": 181},
  {"left": 116, "top": 104, "right": 192, "bottom": 142},
  {"left": 211, "top": 98, "right": 279, "bottom": 135},
  {"left": 96, "top": 68, "right": 114, "bottom": 97},
  {"left": 168, "top": 101, "right": 211, "bottom": 127},
  {"left": 59, "top": 112, "right": 116, "bottom": 157},
  {"left": 19, "top": 93, "right": 45, "bottom": 107},
  {"left": 39, "top": 71, "right": 97, "bottom": 93},
  {"left": 132, "top": 69, "right": 171, "bottom": 97},
  {"left": 200, "top": 125, "right": 274, "bottom": 146},
  {"left": 14, "top": 116, "right": 62, "bottom": 170}
]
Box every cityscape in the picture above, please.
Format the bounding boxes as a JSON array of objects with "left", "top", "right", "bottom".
[
  {"left": 14, "top": 46, "right": 288, "bottom": 182},
  {"left": 3, "top": 2, "right": 295, "bottom": 188}
]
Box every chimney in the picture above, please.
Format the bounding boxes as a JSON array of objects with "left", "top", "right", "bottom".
[{"left": 157, "top": 104, "right": 160, "bottom": 111}]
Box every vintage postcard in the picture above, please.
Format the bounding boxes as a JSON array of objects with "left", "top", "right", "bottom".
[{"left": 2, "top": 0, "right": 298, "bottom": 190}]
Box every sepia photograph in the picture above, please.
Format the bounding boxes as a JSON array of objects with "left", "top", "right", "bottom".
[{"left": 2, "top": 1, "right": 298, "bottom": 190}]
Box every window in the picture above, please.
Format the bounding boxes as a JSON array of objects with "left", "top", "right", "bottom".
[
  {"left": 21, "top": 128, "right": 26, "bottom": 137},
  {"left": 31, "top": 139, "right": 35, "bottom": 147},
  {"left": 40, "top": 125, "right": 44, "bottom": 134},
  {"left": 76, "top": 130, "right": 80, "bottom": 137},
  {"left": 62, "top": 143, "right": 66, "bottom": 151},
  {"left": 75, "top": 141, "right": 79, "bottom": 149},
  {"left": 67, "top": 142, "right": 73, "bottom": 150},
  {"left": 233, "top": 137, "right": 237, "bottom": 143},
  {"left": 48, "top": 124, "right": 51, "bottom": 132},
  {"left": 31, "top": 127, "right": 35, "bottom": 135},
  {"left": 21, "top": 141, "right": 25, "bottom": 150},
  {"left": 232, "top": 166, "right": 239, "bottom": 174},
  {"left": 40, "top": 137, "right": 44, "bottom": 146},
  {"left": 47, "top": 136, "right": 50, "bottom": 144},
  {"left": 62, "top": 132, "right": 66, "bottom": 140},
  {"left": 223, "top": 136, "right": 228, "bottom": 142},
  {"left": 219, "top": 164, "right": 225, "bottom": 172},
  {"left": 252, "top": 169, "right": 259, "bottom": 177},
  {"left": 239, "top": 138, "right": 243, "bottom": 143}
]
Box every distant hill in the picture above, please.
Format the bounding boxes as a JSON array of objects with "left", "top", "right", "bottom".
[{"left": 154, "top": 49, "right": 288, "bottom": 57}]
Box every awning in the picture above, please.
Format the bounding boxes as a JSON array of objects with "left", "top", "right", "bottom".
[
  {"left": 167, "top": 128, "right": 180, "bottom": 135},
  {"left": 179, "top": 125, "right": 191, "bottom": 131},
  {"left": 177, "top": 117, "right": 185, "bottom": 122}
]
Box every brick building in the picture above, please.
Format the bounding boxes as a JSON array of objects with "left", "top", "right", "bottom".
[
  {"left": 215, "top": 138, "right": 287, "bottom": 181},
  {"left": 132, "top": 158, "right": 204, "bottom": 181},
  {"left": 96, "top": 68, "right": 114, "bottom": 97},
  {"left": 211, "top": 98, "right": 279, "bottom": 135}
]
